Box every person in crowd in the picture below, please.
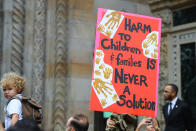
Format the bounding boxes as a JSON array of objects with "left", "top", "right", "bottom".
[
  {"left": 65, "top": 114, "right": 89, "bottom": 131},
  {"left": 6, "top": 118, "right": 42, "bottom": 131},
  {"left": 106, "top": 113, "right": 137, "bottom": 131},
  {"left": 0, "top": 72, "right": 25, "bottom": 130},
  {"left": 163, "top": 83, "right": 193, "bottom": 131},
  {"left": 135, "top": 117, "right": 160, "bottom": 131}
]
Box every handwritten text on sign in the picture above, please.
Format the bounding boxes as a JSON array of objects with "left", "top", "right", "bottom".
[{"left": 90, "top": 8, "right": 161, "bottom": 117}]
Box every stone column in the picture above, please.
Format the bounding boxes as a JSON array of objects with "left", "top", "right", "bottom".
[
  {"left": 53, "top": 0, "right": 68, "bottom": 131},
  {"left": 0, "top": 1, "right": 3, "bottom": 75},
  {"left": 10, "top": 0, "right": 25, "bottom": 74},
  {"left": 148, "top": 0, "right": 172, "bottom": 130},
  {"left": 0, "top": 0, "right": 4, "bottom": 119},
  {"left": 43, "top": 0, "right": 56, "bottom": 130},
  {"left": 31, "top": 0, "right": 46, "bottom": 106}
]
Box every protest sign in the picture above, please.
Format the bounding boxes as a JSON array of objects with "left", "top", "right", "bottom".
[{"left": 90, "top": 8, "right": 161, "bottom": 117}]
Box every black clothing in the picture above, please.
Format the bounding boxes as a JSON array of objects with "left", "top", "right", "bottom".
[{"left": 163, "top": 99, "right": 193, "bottom": 131}]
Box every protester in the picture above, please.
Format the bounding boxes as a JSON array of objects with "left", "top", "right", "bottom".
[
  {"left": 106, "top": 113, "right": 137, "bottom": 131},
  {"left": 65, "top": 114, "right": 89, "bottom": 131},
  {"left": 136, "top": 117, "right": 160, "bottom": 131},
  {"left": 163, "top": 83, "right": 193, "bottom": 131},
  {"left": 0, "top": 72, "right": 25, "bottom": 130},
  {"left": 6, "top": 118, "right": 42, "bottom": 131}
]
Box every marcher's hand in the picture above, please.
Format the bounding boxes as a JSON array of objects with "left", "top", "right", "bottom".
[
  {"left": 136, "top": 117, "right": 152, "bottom": 131},
  {"left": 138, "top": 118, "right": 149, "bottom": 127},
  {"left": 106, "top": 117, "right": 116, "bottom": 128}
]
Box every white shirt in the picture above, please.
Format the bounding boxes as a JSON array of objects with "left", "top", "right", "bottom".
[
  {"left": 168, "top": 97, "right": 178, "bottom": 114},
  {"left": 4, "top": 94, "right": 23, "bottom": 130}
]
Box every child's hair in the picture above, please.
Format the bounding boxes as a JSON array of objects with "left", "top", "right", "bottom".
[{"left": 0, "top": 72, "right": 25, "bottom": 93}]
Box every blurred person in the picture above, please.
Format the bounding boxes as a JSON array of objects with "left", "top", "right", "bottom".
[
  {"left": 136, "top": 117, "right": 160, "bottom": 131},
  {"left": 163, "top": 84, "right": 193, "bottom": 131},
  {"left": 66, "top": 114, "right": 89, "bottom": 131},
  {"left": 6, "top": 118, "right": 42, "bottom": 131},
  {"left": 106, "top": 113, "right": 137, "bottom": 131}
]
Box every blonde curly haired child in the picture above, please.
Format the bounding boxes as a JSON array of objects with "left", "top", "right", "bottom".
[{"left": 0, "top": 72, "right": 25, "bottom": 130}]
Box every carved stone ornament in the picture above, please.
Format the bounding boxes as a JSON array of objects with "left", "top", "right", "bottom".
[
  {"left": 32, "top": 0, "right": 46, "bottom": 105},
  {"left": 154, "top": 9, "right": 172, "bottom": 29},
  {"left": 53, "top": 0, "right": 67, "bottom": 131},
  {"left": 11, "top": 0, "right": 25, "bottom": 74}
]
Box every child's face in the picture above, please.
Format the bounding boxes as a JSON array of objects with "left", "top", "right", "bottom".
[{"left": 3, "top": 85, "right": 18, "bottom": 99}]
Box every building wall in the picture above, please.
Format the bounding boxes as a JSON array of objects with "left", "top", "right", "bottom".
[
  {"left": 66, "top": 0, "right": 96, "bottom": 130},
  {"left": 0, "top": 1, "right": 151, "bottom": 131},
  {"left": 148, "top": 0, "right": 196, "bottom": 130}
]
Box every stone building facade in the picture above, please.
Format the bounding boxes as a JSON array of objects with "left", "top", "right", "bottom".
[
  {"left": 148, "top": 0, "right": 196, "bottom": 130},
  {"left": 0, "top": 0, "right": 195, "bottom": 131}
]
